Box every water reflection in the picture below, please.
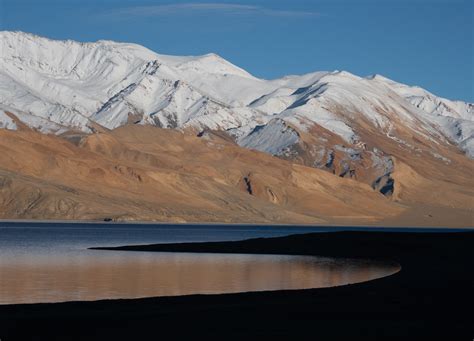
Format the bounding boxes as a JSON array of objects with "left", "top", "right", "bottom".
[{"left": 0, "top": 251, "right": 399, "bottom": 304}]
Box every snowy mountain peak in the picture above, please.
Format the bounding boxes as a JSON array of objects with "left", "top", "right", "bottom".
[
  {"left": 1, "top": 31, "right": 473, "bottom": 166},
  {"left": 170, "top": 51, "right": 255, "bottom": 79}
]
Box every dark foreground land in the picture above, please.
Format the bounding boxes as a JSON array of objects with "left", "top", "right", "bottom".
[{"left": 1, "top": 230, "right": 473, "bottom": 340}]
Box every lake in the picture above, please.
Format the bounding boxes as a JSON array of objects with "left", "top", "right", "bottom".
[{"left": 0, "top": 222, "right": 400, "bottom": 304}]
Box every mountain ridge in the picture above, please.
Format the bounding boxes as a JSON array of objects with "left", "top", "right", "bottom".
[{"left": 0, "top": 31, "right": 473, "bottom": 225}]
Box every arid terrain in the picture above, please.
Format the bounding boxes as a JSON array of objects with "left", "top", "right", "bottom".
[{"left": 0, "top": 122, "right": 472, "bottom": 226}]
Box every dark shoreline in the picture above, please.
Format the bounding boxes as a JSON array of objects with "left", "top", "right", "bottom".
[
  {"left": 1, "top": 231, "right": 473, "bottom": 340},
  {"left": 1, "top": 219, "right": 473, "bottom": 231}
]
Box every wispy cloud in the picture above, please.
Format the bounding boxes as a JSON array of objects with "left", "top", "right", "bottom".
[{"left": 105, "top": 3, "right": 319, "bottom": 19}]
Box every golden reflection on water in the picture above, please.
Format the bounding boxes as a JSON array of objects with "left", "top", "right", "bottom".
[{"left": 0, "top": 251, "right": 399, "bottom": 304}]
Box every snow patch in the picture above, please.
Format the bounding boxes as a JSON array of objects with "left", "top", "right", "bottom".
[{"left": 238, "top": 119, "right": 300, "bottom": 155}]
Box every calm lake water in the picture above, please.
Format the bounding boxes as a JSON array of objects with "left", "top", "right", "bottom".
[{"left": 0, "top": 222, "right": 400, "bottom": 304}]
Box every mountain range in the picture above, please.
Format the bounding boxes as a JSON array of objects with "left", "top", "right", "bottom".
[{"left": 0, "top": 31, "right": 472, "bottom": 226}]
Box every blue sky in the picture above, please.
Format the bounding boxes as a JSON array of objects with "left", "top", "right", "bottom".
[{"left": 1, "top": 0, "right": 472, "bottom": 101}]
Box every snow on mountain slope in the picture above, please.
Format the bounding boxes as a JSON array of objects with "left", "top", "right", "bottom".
[
  {"left": 368, "top": 74, "right": 474, "bottom": 157},
  {"left": 241, "top": 70, "right": 473, "bottom": 162},
  {"left": 0, "top": 110, "right": 16, "bottom": 130},
  {"left": 237, "top": 119, "right": 300, "bottom": 155},
  {"left": 1, "top": 31, "right": 473, "bottom": 168},
  {"left": 370, "top": 74, "right": 473, "bottom": 120},
  {"left": 0, "top": 31, "right": 267, "bottom": 131}
]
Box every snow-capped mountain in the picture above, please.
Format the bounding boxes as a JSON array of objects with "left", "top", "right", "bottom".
[{"left": 1, "top": 31, "right": 473, "bottom": 186}]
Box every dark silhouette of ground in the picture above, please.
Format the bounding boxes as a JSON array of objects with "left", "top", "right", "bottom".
[{"left": 1, "top": 231, "right": 473, "bottom": 340}]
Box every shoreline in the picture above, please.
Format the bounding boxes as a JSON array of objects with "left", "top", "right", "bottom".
[
  {"left": 1, "top": 231, "right": 473, "bottom": 340},
  {"left": 1, "top": 219, "right": 473, "bottom": 231}
]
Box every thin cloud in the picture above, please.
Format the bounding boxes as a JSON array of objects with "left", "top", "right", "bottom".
[{"left": 105, "top": 3, "right": 319, "bottom": 19}]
